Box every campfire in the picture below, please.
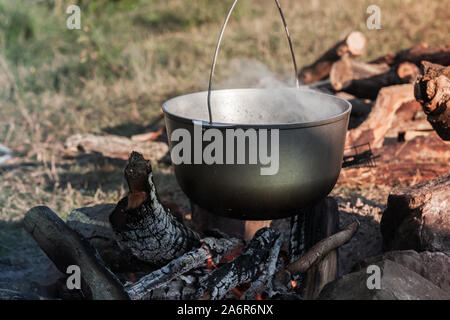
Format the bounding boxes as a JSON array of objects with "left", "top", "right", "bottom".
[
  {"left": 23, "top": 151, "right": 358, "bottom": 300},
  {"left": 17, "top": 30, "right": 450, "bottom": 301}
]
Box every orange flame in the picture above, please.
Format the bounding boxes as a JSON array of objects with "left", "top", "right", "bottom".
[
  {"left": 202, "top": 243, "right": 245, "bottom": 298},
  {"left": 220, "top": 247, "right": 243, "bottom": 263},
  {"left": 291, "top": 280, "right": 297, "bottom": 289},
  {"left": 202, "top": 244, "right": 218, "bottom": 270}
]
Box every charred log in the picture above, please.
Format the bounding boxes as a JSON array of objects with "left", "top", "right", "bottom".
[
  {"left": 126, "top": 236, "right": 244, "bottom": 300},
  {"left": 196, "top": 228, "right": 282, "bottom": 300},
  {"left": 23, "top": 206, "right": 129, "bottom": 300},
  {"left": 109, "top": 152, "right": 201, "bottom": 267},
  {"left": 285, "top": 197, "right": 341, "bottom": 299},
  {"left": 275, "top": 220, "right": 358, "bottom": 298},
  {"left": 241, "top": 232, "right": 284, "bottom": 300}
]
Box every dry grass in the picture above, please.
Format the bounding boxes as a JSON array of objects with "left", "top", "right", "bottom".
[{"left": 0, "top": 0, "right": 448, "bottom": 231}]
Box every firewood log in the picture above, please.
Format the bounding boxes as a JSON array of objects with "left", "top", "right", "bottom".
[
  {"left": 299, "top": 31, "right": 366, "bottom": 84},
  {"left": 381, "top": 173, "right": 450, "bottom": 252},
  {"left": 414, "top": 61, "right": 450, "bottom": 140},
  {"left": 196, "top": 228, "right": 283, "bottom": 300},
  {"left": 23, "top": 206, "right": 129, "bottom": 300},
  {"left": 64, "top": 133, "right": 168, "bottom": 162},
  {"left": 330, "top": 55, "right": 390, "bottom": 91},
  {"left": 346, "top": 84, "right": 416, "bottom": 148},
  {"left": 334, "top": 92, "right": 373, "bottom": 118},
  {"left": 371, "top": 42, "right": 450, "bottom": 66},
  {"left": 126, "top": 236, "right": 244, "bottom": 300},
  {"left": 109, "top": 152, "right": 201, "bottom": 266},
  {"left": 331, "top": 55, "right": 419, "bottom": 99}
]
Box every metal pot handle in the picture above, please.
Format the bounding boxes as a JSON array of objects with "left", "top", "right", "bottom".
[{"left": 207, "top": 0, "right": 299, "bottom": 123}]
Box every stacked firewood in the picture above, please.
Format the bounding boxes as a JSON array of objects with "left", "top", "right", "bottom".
[
  {"left": 301, "top": 35, "right": 449, "bottom": 142},
  {"left": 299, "top": 33, "right": 449, "bottom": 186}
]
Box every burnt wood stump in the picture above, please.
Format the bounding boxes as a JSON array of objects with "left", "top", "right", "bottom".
[
  {"left": 191, "top": 197, "right": 340, "bottom": 299},
  {"left": 295, "top": 197, "right": 340, "bottom": 300}
]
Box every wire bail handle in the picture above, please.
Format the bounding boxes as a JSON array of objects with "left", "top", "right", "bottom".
[{"left": 207, "top": 0, "right": 300, "bottom": 124}]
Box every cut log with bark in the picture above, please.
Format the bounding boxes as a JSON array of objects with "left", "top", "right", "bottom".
[
  {"left": 371, "top": 42, "right": 450, "bottom": 67},
  {"left": 23, "top": 206, "right": 129, "bottom": 300},
  {"left": 64, "top": 133, "right": 168, "bottom": 162},
  {"left": 414, "top": 61, "right": 450, "bottom": 140},
  {"left": 380, "top": 174, "right": 450, "bottom": 252},
  {"left": 331, "top": 56, "right": 419, "bottom": 99},
  {"left": 109, "top": 152, "right": 201, "bottom": 267},
  {"left": 385, "top": 100, "right": 433, "bottom": 141},
  {"left": 346, "top": 84, "right": 416, "bottom": 148},
  {"left": 299, "top": 31, "right": 367, "bottom": 84},
  {"left": 330, "top": 56, "right": 390, "bottom": 91}
]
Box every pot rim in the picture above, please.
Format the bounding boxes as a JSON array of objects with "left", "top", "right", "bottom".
[{"left": 162, "top": 88, "right": 352, "bottom": 129}]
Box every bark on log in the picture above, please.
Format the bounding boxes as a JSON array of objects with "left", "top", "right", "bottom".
[
  {"left": 385, "top": 100, "right": 433, "bottom": 141},
  {"left": 125, "top": 236, "right": 244, "bottom": 300},
  {"left": 371, "top": 42, "right": 450, "bottom": 66},
  {"left": 285, "top": 197, "right": 341, "bottom": 299},
  {"left": 330, "top": 56, "right": 390, "bottom": 91},
  {"left": 346, "top": 84, "right": 416, "bottom": 148},
  {"left": 380, "top": 174, "right": 450, "bottom": 252},
  {"left": 64, "top": 133, "right": 168, "bottom": 162},
  {"left": 414, "top": 61, "right": 450, "bottom": 140},
  {"left": 241, "top": 233, "right": 284, "bottom": 300},
  {"left": 196, "top": 228, "right": 282, "bottom": 300},
  {"left": 331, "top": 56, "right": 419, "bottom": 99},
  {"left": 110, "top": 152, "right": 200, "bottom": 266},
  {"left": 299, "top": 31, "right": 366, "bottom": 84},
  {"left": 23, "top": 206, "right": 129, "bottom": 300}
]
